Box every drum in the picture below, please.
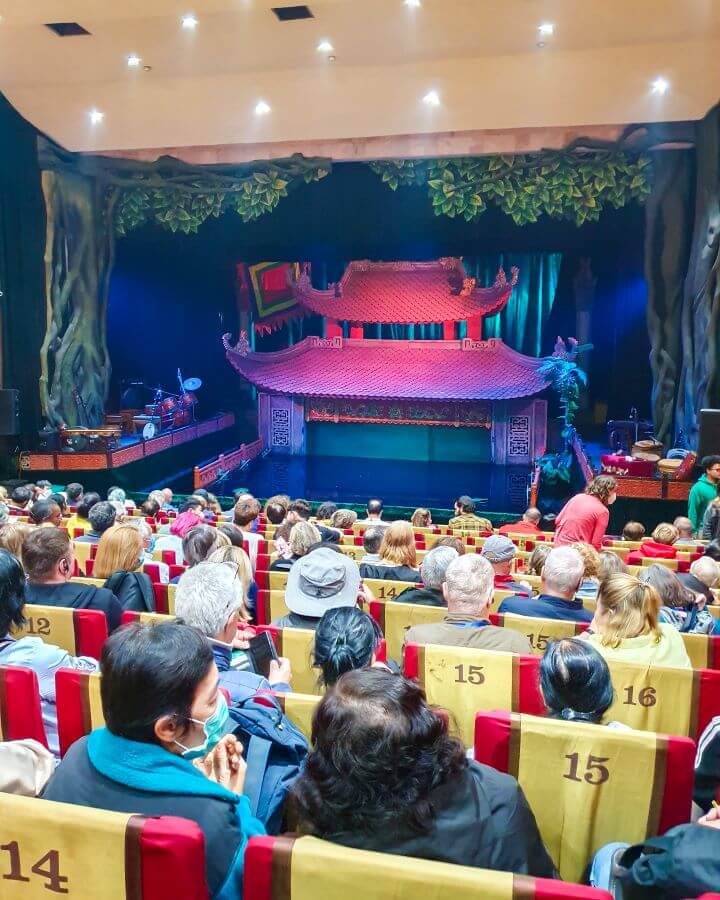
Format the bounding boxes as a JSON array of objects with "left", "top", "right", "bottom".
[
  {"left": 160, "top": 398, "right": 178, "bottom": 415},
  {"left": 173, "top": 409, "right": 190, "bottom": 427},
  {"left": 178, "top": 392, "right": 197, "bottom": 410}
]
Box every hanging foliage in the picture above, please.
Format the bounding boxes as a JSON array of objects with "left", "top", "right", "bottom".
[{"left": 369, "top": 152, "right": 652, "bottom": 226}]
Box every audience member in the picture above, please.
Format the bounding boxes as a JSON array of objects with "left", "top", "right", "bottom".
[
  {"left": 499, "top": 547, "right": 592, "bottom": 623},
  {"left": 678, "top": 555, "right": 720, "bottom": 607},
  {"left": 287, "top": 498, "right": 340, "bottom": 543},
  {"left": 271, "top": 521, "right": 293, "bottom": 562},
  {"left": 272, "top": 547, "right": 361, "bottom": 630},
  {"left": 330, "top": 508, "right": 357, "bottom": 530},
  {"left": 621, "top": 521, "right": 646, "bottom": 542},
  {"left": 43, "top": 622, "right": 265, "bottom": 895},
  {"left": 174, "top": 525, "right": 230, "bottom": 581},
  {"left": 270, "top": 521, "right": 321, "bottom": 573},
  {"left": 625, "top": 523, "right": 679, "bottom": 565},
  {"left": 207, "top": 544, "right": 258, "bottom": 620},
  {"left": 410, "top": 507, "right": 432, "bottom": 528},
  {"left": 583, "top": 573, "right": 691, "bottom": 668},
  {"left": 0, "top": 502, "right": 9, "bottom": 527},
  {"left": 480, "top": 535, "right": 531, "bottom": 595},
  {"left": 396, "top": 546, "right": 458, "bottom": 607},
  {"left": 313, "top": 607, "right": 387, "bottom": 687},
  {"left": 360, "top": 520, "right": 420, "bottom": 583},
  {"left": 169, "top": 498, "right": 205, "bottom": 539},
  {"left": 405, "top": 554, "right": 531, "bottom": 653},
  {"left": 22, "top": 528, "right": 122, "bottom": 631},
  {"left": 7, "top": 485, "right": 33, "bottom": 511},
  {"left": 554, "top": 476, "right": 617, "bottom": 550},
  {"left": 527, "top": 543, "right": 551, "bottom": 576},
  {"left": 702, "top": 498, "right": 720, "bottom": 542},
  {"left": 291, "top": 669, "right": 554, "bottom": 876},
  {"left": 108, "top": 486, "right": 134, "bottom": 510},
  {"left": 694, "top": 715, "right": 720, "bottom": 815},
  {"left": 74, "top": 501, "right": 117, "bottom": 544},
  {"left": 0, "top": 739, "right": 55, "bottom": 796},
  {"left": 598, "top": 550, "right": 627, "bottom": 580},
  {"left": 93, "top": 525, "right": 155, "bottom": 612},
  {"left": 175, "top": 561, "right": 291, "bottom": 699},
  {"left": 673, "top": 515, "right": 699, "bottom": 548},
  {"left": 233, "top": 496, "right": 262, "bottom": 569},
  {"left": 125, "top": 517, "right": 170, "bottom": 583},
  {"left": 704, "top": 540, "right": 720, "bottom": 562},
  {"left": 638, "top": 563, "right": 714, "bottom": 635},
  {"left": 358, "top": 498, "right": 386, "bottom": 526},
  {"left": 160, "top": 487, "right": 175, "bottom": 511},
  {"left": 140, "top": 498, "right": 160, "bottom": 520},
  {"left": 0, "top": 523, "right": 30, "bottom": 559},
  {"left": 689, "top": 454, "right": 720, "bottom": 534},
  {"left": 28, "top": 499, "right": 62, "bottom": 528},
  {"left": 65, "top": 491, "right": 101, "bottom": 534},
  {"left": 316, "top": 502, "right": 338, "bottom": 522},
  {"left": 498, "top": 507, "right": 542, "bottom": 536},
  {"left": 65, "top": 482, "right": 84, "bottom": 505},
  {"left": 34, "top": 480, "right": 53, "bottom": 501},
  {"left": 433, "top": 535, "right": 466, "bottom": 555},
  {"left": 572, "top": 541, "right": 601, "bottom": 599},
  {"left": 359, "top": 526, "right": 384, "bottom": 565},
  {"left": 448, "top": 495, "right": 492, "bottom": 533},
  {"left": 0, "top": 549, "right": 97, "bottom": 756},
  {"left": 48, "top": 493, "right": 68, "bottom": 515},
  {"left": 0, "top": 486, "right": 6, "bottom": 500},
  {"left": 264, "top": 501, "right": 286, "bottom": 525}
]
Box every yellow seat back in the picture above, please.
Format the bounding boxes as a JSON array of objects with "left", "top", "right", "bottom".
[
  {"left": 275, "top": 691, "right": 321, "bottom": 740},
  {"left": 493, "top": 613, "right": 587, "bottom": 655},
  {"left": 270, "top": 627, "right": 322, "bottom": 695}
]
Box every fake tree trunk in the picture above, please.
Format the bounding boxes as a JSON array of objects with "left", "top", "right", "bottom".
[{"left": 39, "top": 170, "right": 116, "bottom": 428}]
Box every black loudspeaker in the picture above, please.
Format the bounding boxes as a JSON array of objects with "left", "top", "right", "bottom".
[
  {"left": 698, "top": 409, "right": 720, "bottom": 462},
  {"left": 0, "top": 389, "right": 20, "bottom": 436}
]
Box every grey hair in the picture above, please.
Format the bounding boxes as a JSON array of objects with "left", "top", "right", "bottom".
[
  {"left": 0, "top": 502, "right": 9, "bottom": 526},
  {"left": 108, "top": 487, "right": 126, "bottom": 503},
  {"left": 542, "top": 547, "right": 585, "bottom": 596},
  {"left": 420, "top": 546, "right": 459, "bottom": 590},
  {"left": 443, "top": 554, "right": 494, "bottom": 613},
  {"left": 174, "top": 561, "right": 245, "bottom": 637},
  {"left": 148, "top": 490, "right": 166, "bottom": 508},
  {"left": 690, "top": 556, "right": 720, "bottom": 589},
  {"left": 124, "top": 518, "right": 152, "bottom": 541}
]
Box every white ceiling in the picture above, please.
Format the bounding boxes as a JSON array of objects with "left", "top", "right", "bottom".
[{"left": 0, "top": 0, "right": 718, "bottom": 155}]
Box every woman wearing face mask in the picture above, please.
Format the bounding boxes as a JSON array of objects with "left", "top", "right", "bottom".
[{"left": 43, "top": 622, "right": 265, "bottom": 898}]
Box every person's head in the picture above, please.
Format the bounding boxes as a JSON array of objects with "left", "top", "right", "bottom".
[
  {"left": 265, "top": 501, "right": 286, "bottom": 525},
  {"left": 88, "top": 501, "right": 117, "bottom": 535},
  {"left": 289, "top": 521, "right": 322, "bottom": 558},
  {"left": 593, "top": 573, "right": 661, "bottom": 647},
  {"left": 0, "top": 523, "right": 30, "bottom": 559},
  {"left": 215, "top": 522, "right": 245, "bottom": 548},
  {"left": 330, "top": 508, "right": 357, "bottom": 530},
  {"left": 454, "top": 494, "right": 475, "bottom": 515},
  {"left": 599, "top": 550, "right": 627, "bottom": 580},
  {"left": 77, "top": 491, "right": 101, "bottom": 521},
  {"left": 49, "top": 493, "right": 68, "bottom": 515},
  {"left": 181, "top": 498, "right": 205, "bottom": 515},
  {"left": 64, "top": 482, "right": 84, "bottom": 504},
  {"left": 528, "top": 543, "right": 552, "bottom": 576},
  {"left": 673, "top": 516, "right": 695, "bottom": 540},
  {"left": 93, "top": 525, "right": 144, "bottom": 579},
  {"left": 379, "top": 521, "right": 417, "bottom": 568},
  {"left": 21, "top": 528, "right": 73, "bottom": 584},
  {"left": 292, "top": 668, "right": 467, "bottom": 837},
  {"left": 0, "top": 486, "right": 7, "bottom": 501},
  {"left": 690, "top": 555, "right": 720, "bottom": 589},
  {"left": 182, "top": 525, "right": 230, "bottom": 568},
  {"left": 161, "top": 488, "right": 173, "bottom": 505},
  {"left": 207, "top": 545, "right": 252, "bottom": 594},
  {"left": 285, "top": 547, "right": 361, "bottom": 619},
  {"left": 107, "top": 487, "right": 127, "bottom": 504},
  {"left": 651, "top": 523, "right": 678, "bottom": 546},
  {"left": 124, "top": 518, "right": 154, "bottom": 554},
  {"left": 0, "top": 548, "right": 27, "bottom": 639},
  {"left": 419, "top": 546, "right": 458, "bottom": 591},
  {"left": 366, "top": 498, "right": 383, "bottom": 519},
  {"left": 9, "top": 485, "right": 33, "bottom": 509},
  {"left": 541, "top": 547, "right": 585, "bottom": 599},
  {"left": 287, "top": 499, "right": 312, "bottom": 523},
  {"left": 141, "top": 498, "right": 160, "bottom": 519},
  {"left": 148, "top": 490, "right": 166, "bottom": 510},
  {"left": 316, "top": 502, "right": 338, "bottom": 522},
  {"left": 433, "top": 535, "right": 466, "bottom": 555},
  {"left": 233, "top": 496, "right": 261, "bottom": 530},
  {"left": 313, "top": 607, "right": 383, "bottom": 687},
  {"left": 585, "top": 475, "right": 617, "bottom": 507},
  {"left": 264, "top": 494, "right": 290, "bottom": 515},
  {"left": 704, "top": 540, "right": 720, "bottom": 562},
  {"left": 442, "top": 554, "right": 494, "bottom": 616},
  {"left": 571, "top": 542, "right": 601, "bottom": 580},
  {"left": 480, "top": 535, "right": 516, "bottom": 575},
  {"left": 0, "top": 502, "right": 10, "bottom": 527},
  {"left": 411, "top": 508, "right": 432, "bottom": 528},
  {"left": 29, "top": 499, "right": 62, "bottom": 528},
  {"left": 540, "top": 639, "right": 614, "bottom": 724},
  {"left": 702, "top": 455, "right": 720, "bottom": 484},
  {"left": 522, "top": 507, "right": 542, "bottom": 526},
  {"left": 193, "top": 489, "right": 210, "bottom": 502},
  {"left": 622, "top": 521, "right": 646, "bottom": 542},
  {"left": 175, "top": 561, "right": 248, "bottom": 643},
  {"left": 100, "top": 622, "right": 222, "bottom": 756},
  {"left": 362, "top": 526, "right": 384, "bottom": 556},
  {"left": 638, "top": 563, "right": 693, "bottom": 609}
]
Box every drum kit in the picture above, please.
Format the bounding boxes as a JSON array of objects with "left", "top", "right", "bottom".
[{"left": 134, "top": 370, "right": 203, "bottom": 440}]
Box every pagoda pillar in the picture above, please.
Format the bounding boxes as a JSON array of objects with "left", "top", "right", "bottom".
[
  {"left": 349, "top": 325, "right": 364, "bottom": 339},
  {"left": 466, "top": 316, "right": 483, "bottom": 341},
  {"left": 325, "top": 320, "right": 343, "bottom": 339},
  {"left": 443, "top": 320, "right": 455, "bottom": 340}
]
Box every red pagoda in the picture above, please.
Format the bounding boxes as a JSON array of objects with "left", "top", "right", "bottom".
[{"left": 225, "top": 259, "right": 551, "bottom": 465}]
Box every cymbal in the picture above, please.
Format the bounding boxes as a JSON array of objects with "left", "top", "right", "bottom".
[{"left": 183, "top": 377, "right": 202, "bottom": 391}]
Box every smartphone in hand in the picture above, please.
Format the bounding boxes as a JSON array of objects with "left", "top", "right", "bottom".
[{"left": 247, "top": 632, "right": 279, "bottom": 679}]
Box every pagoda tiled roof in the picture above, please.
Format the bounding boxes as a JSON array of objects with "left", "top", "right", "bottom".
[
  {"left": 292, "top": 259, "right": 518, "bottom": 325},
  {"left": 224, "top": 335, "right": 550, "bottom": 401}
]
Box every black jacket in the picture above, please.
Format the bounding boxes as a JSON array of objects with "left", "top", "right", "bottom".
[
  {"left": 25, "top": 581, "right": 122, "bottom": 632},
  {"left": 359, "top": 563, "right": 421, "bottom": 583},
  {"left": 104, "top": 570, "right": 155, "bottom": 612},
  {"left": 395, "top": 586, "right": 446, "bottom": 607},
  {"left": 328, "top": 761, "right": 556, "bottom": 878},
  {"left": 677, "top": 572, "right": 715, "bottom": 606}
]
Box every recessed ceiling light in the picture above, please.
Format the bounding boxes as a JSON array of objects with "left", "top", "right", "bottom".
[
  {"left": 423, "top": 90, "right": 440, "bottom": 107},
  {"left": 127, "top": 54, "right": 141, "bottom": 67},
  {"left": 538, "top": 22, "right": 554, "bottom": 36},
  {"left": 317, "top": 40, "right": 334, "bottom": 53},
  {"left": 255, "top": 100, "right": 271, "bottom": 115},
  {"left": 89, "top": 109, "right": 104, "bottom": 124},
  {"left": 404, "top": 0, "right": 422, "bottom": 7},
  {"left": 181, "top": 14, "right": 198, "bottom": 29},
  {"left": 651, "top": 76, "right": 669, "bottom": 95}
]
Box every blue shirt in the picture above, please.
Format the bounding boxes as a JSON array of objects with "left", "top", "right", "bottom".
[{"left": 498, "top": 593, "right": 593, "bottom": 623}]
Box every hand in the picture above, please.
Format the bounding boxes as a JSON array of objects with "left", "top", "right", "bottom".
[
  {"left": 698, "top": 805, "right": 720, "bottom": 829},
  {"left": 195, "top": 735, "right": 247, "bottom": 794},
  {"left": 693, "top": 592, "right": 708, "bottom": 611},
  {"left": 233, "top": 623, "right": 257, "bottom": 650},
  {"left": 268, "top": 656, "right": 292, "bottom": 686},
  {"left": 357, "top": 581, "right": 375, "bottom": 605}
]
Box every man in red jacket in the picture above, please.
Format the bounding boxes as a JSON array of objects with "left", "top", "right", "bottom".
[{"left": 498, "top": 507, "right": 542, "bottom": 536}]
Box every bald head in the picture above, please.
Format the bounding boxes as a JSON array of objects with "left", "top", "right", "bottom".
[
  {"left": 673, "top": 517, "right": 694, "bottom": 539},
  {"left": 523, "top": 507, "right": 542, "bottom": 525},
  {"left": 690, "top": 556, "right": 720, "bottom": 589}
]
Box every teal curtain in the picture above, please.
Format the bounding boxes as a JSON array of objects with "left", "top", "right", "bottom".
[{"left": 464, "top": 253, "right": 562, "bottom": 357}]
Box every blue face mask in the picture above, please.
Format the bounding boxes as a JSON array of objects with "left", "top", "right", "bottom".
[{"left": 174, "top": 693, "right": 229, "bottom": 760}]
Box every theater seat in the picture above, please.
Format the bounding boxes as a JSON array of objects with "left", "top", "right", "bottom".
[
  {"left": 12, "top": 605, "right": 108, "bottom": 660},
  {"left": 244, "top": 835, "right": 613, "bottom": 900},
  {"left": 489, "top": 613, "right": 589, "bottom": 655},
  {"left": 0, "top": 665, "right": 47, "bottom": 747},
  {"left": 0, "top": 793, "right": 208, "bottom": 899},
  {"left": 120, "top": 611, "right": 177, "bottom": 627},
  {"left": 679, "top": 631, "right": 720, "bottom": 670},
  {"left": 55, "top": 669, "right": 104, "bottom": 757},
  {"left": 474, "top": 711, "right": 694, "bottom": 883},
  {"left": 269, "top": 691, "right": 321, "bottom": 740}
]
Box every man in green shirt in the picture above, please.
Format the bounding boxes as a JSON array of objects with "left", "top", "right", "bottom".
[{"left": 688, "top": 455, "right": 720, "bottom": 534}]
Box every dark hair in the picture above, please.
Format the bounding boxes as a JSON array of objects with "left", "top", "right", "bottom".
[
  {"left": 77, "top": 492, "right": 102, "bottom": 520},
  {"left": 455, "top": 494, "right": 474, "bottom": 513},
  {"left": 540, "top": 513, "right": 557, "bottom": 532},
  {"left": 180, "top": 498, "right": 203, "bottom": 513},
  {"left": 314, "top": 608, "right": 383, "bottom": 687},
  {"left": 29, "top": 500, "right": 60, "bottom": 525},
  {"left": 638, "top": 563, "right": 693, "bottom": 609},
  {"left": 234, "top": 497, "right": 261, "bottom": 527},
  {"left": 291, "top": 668, "right": 466, "bottom": 838},
  {"left": 316, "top": 502, "right": 338, "bottom": 521},
  {"left": 36, "top": 480, "right": 52, "bottom": 490},
  {"left": 366, "top": 498, "right": 383, "bottom": 515},
  {"left": 216, "top": 523, "right": 245, "bottom": 547},
  {"left": 0, "top": 548, "right": 27, "bottom": 637},
  {"left": 88, "top": 501, "right": 117, "bottom": 534},
  {"left": 435, "top": 535, "right": 466, "bottom": 555},
  {"left": 363, "top": 526, "right": 384, "bottom": 555},
  {"left": 101, "top": 622, "right": 214, "bottom": 743},
  {"left": 182, "top": 524, "right": 222, "bottom": 567},
  {"left": 704, "top": 541, "right": 720, "bottom": 562},
  {"left": 289, "top": 498, "right": 311, "bottom": 519},
  {"left": 274, "top": 521, "right": 293, "bottom": 543},
  {"left": 48, "top": 493, "right": 67, "bottom": 513},
  {"left": 540, "top": 639, "right": 614, "bottom": 724},
  {"left": 21, "top": 528, "right": 71, "bottom": 580},
  {"left": 265, "top": 502, "right": 286, "bottom": 525},
  {"left": 65, "top": 482, "right": 84, "bottom": 502},
  {"left": 10, "top": 485, "right": 33, "bottom": 507},
  {"left": 141, "top": 499, "right": 160, "bottom": 518},
  {"left": 702, "top": 455, "right": 720, "bottom": 472}
]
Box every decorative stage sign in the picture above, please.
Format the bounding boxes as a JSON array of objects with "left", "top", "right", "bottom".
[{"left": 306, "top": 398, "right": 492, "bottom": 429}]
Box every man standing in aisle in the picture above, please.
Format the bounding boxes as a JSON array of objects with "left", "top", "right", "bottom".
[{"left": 689, "top": 456, "right": 720, "bottom": 535}]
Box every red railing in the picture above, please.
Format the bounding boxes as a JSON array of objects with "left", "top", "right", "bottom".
[{"left": 193, "top": 437, "right": 264, "bottom": 490}]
